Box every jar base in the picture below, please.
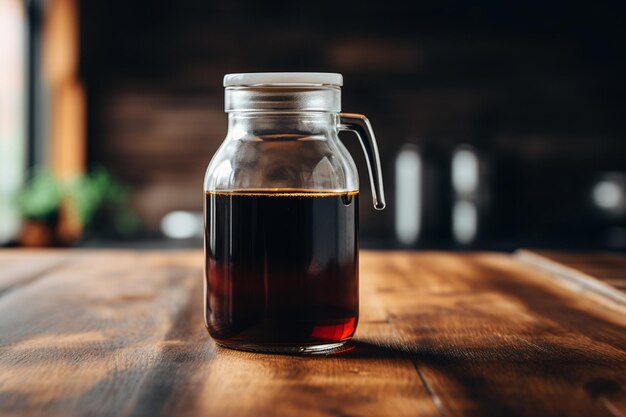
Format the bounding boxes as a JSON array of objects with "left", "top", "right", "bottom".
[{"left": 215, "top": 340, "right": 351, "bottom": 355}]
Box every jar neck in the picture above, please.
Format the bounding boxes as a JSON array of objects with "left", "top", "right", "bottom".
[{"left": 227, "top": 112, "right": 339, "bottom": 139}]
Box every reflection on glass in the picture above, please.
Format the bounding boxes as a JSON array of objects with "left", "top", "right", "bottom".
[
  {"left": 395, "top": 145, "right": 421, "bottom": 245},
  {"left": 161, "top": 211, "right": 202, "bottom": 239},
  {"left": 452, "top": 146, "right": 479, "bottom": 195},
  {"left": 592, "top": 180, "right": 624, "bottom": 212},
  {"left": 453, "top": 199, "right": 477, "bottom": 244}
]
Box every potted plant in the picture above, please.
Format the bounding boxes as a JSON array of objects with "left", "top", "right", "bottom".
[
  {"left": 68, "top": 168, "right": 140, "bottom": 240},
  {"left": 15, "top": 168, "right": 139, "bottom": 247},
  {"left": 15, "top": 170, "right": 64, "bottom": 247}
]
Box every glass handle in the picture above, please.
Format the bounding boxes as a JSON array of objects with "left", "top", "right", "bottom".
[{"left": 339, "top": 113, "right": 386, "bottom": 210}]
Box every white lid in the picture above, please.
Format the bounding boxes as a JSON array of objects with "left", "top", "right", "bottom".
[{"left": 224, "top": 72, "right": 343, "bottom": 87}]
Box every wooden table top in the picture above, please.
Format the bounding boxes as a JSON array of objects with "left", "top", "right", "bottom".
[{"left": 0, "top": 250, "right": 624, "bottom": 417}]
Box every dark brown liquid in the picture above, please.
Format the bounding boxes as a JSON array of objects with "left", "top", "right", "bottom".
[{"left": 204, "top": 190, "right": 358, "bottom": 348}]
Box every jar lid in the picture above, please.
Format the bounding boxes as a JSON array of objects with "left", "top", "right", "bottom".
[
  {"left": 224, "top": 72, "right": 343, "bottom": 87},
  {"left": 224, "top": 72, "right": 342, "bottom": 112}
]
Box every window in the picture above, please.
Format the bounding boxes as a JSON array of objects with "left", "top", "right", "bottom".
[{"left": 0, "top": 0, "right": 27, "bottom": 244}]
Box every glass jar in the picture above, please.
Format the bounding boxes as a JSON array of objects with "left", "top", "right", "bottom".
[{"left": 204, "top": 73, "right": 385, "bottom": 354}]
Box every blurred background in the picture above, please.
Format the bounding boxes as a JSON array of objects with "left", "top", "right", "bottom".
[{"left": 1, "top": 0, "right": 625, "bottom": 250}]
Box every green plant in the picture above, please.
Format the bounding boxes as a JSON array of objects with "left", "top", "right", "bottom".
[
  {"left": 68, "top": 168, "right": 140, "bottom": 236},
  {"left": 15, "top": 168, "right": 140, "bottom": 239},
  {"left": 14, "top": 169, "right": 63, "bottom": 223}
]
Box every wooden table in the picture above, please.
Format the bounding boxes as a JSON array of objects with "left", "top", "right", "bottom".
[{"left": 1, "top": 250, "right": 625, "bottom": 417}]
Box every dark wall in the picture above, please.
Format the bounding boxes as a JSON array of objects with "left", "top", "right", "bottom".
[{"left": 80, "top": 0, "right": 626, "bottom": 249}]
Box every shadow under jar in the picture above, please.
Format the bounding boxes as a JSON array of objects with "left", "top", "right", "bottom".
[{"left": 204, "top": 73, "right": 385, "bottom": 354}]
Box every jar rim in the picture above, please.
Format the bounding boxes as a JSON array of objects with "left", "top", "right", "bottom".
[{"left": 224, "top": 72, "right": 343, "bottom": 88}]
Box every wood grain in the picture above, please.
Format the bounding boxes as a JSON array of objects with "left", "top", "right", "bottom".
[
  {"left": 517, "top": 250, "right": 626, "bottom": 293},
  {"left": 0, "top": 250, "right": 625, "bottom": 417},
  {"left": 0, "top": 251, "right": 200, "bottom": 417},
  {"left": 363, "top": 252, "right": 626, "bottom": 417},
  {"left": 0, "top": 250, "right": 76, "bottom": 295}
]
